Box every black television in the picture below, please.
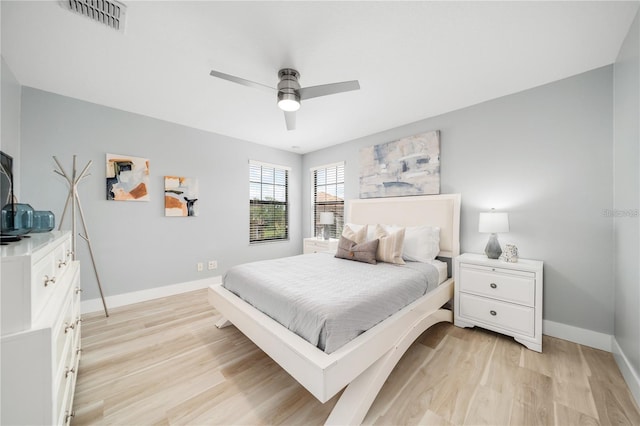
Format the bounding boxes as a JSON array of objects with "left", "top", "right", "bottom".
[
  {"left": 1, "top": 151, "right": 18, "bottom": 242},
  {"left": 1, "top": 151, "right": 12, "bottom": 207}
]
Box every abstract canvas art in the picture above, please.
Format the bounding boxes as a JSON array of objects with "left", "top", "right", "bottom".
[
  {"left": 106, "top": 154, "right": 150, "bottom": 201},
  {"left": 359, "top": 130, "right": 440, "bottom": 198},
  {"left": 164, "top": 176, "right": 199, "bottom": 217}
]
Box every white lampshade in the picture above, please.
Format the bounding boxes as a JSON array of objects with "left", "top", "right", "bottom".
[
  {"left": 319, "top": 212, "right": 334, "bottom": 225},
  {"left": 479, "top": 211, "right": 509, "bottom": 233}
]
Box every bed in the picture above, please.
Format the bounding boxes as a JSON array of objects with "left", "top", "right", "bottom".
[{"left": 208, "top": 193, "right": 461, "bottom": 425}]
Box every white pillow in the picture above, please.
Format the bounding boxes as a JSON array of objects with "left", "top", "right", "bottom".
[
  {"left": 344, "top": 222, "right": 365, "bottom": 233},
  {"left": 344, "top": 223, "right": 377, "bottom": 242},
  {"left": 384, "top": 224, "right": 441, "bottom": 262},
  {"left": 341, "top": 224, "right": 368, "bottom": 244},
  {"left": 374, "top": 224, "right": 406, "bottom": 265}
]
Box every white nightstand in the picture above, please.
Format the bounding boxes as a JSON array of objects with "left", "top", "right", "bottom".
[
  {"left": 303, "top": 238, "right": 339, "bottom": 254},
  {"left": 454, "top": 253, "right": 544, "bottom": 352}
]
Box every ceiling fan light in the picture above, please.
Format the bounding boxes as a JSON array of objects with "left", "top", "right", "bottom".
[
  {"left": 278, "top": 99, "right": 300, "bottom": 112},
  {"left": 277, "top": 93, "right": 300, "bottom": 112}
]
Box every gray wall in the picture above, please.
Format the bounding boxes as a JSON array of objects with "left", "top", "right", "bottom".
[
  {"left": 302, "top": 66, "right": 615, "bottom": 335},
  {"left": 20, "top": 88, "right": 303, "bottom": 300},
  {"left": 9, "top": 59, "right": 623, "bottom": 337},
  {"left": 1, "top": 56, "right": 21, "bottom": 196},
  {"left": 614, "top": 10, "right": 640, "bottom": 387}
]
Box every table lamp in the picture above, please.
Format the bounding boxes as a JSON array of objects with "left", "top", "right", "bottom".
[
  {"left": 479, "top": 209, "right": 509, "bottom": 259},
  {"left": 319, "top": 212, "right": 334, "bottom": 240}
]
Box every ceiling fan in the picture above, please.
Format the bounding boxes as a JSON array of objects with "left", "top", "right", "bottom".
[{"left": 209, "top": 68, "right": 360, "bottom": 131}]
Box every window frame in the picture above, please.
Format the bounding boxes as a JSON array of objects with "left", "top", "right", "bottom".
[
  {"left": 311, "top": 161, "right": 345, "bottom": 239},
  {"left": 249, "top": 160, "right": 290, "bottom": 244}
]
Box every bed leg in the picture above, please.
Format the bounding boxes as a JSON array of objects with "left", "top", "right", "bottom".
[
  {"left": 215, "top": 316, "right": 233, "bottom": 328},
  {"left": 324, "top": 308, "right": 452, "bottom": 426}
]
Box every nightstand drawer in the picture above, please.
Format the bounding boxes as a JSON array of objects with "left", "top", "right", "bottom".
[
  {"left": 306, "top": 240, "right": 327, "bottom": 249},
  {"left": 459, "top": 293, "right": 535, "bottom": 337},
  {"left": 303, "top": 238, "right": 339, "bottom": 254},
  {"left": 459, "top": 264, "right": 535, "bottom": 306}
]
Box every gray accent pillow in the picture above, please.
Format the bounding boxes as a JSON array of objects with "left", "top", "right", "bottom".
[{"left": 335, "top": 236, "right": 379, "bottom": 265}]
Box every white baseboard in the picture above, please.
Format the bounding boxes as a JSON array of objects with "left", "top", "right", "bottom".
[
  {"left": 612, "top": 338, "right": 640, "bottom": 408},
  {"left": 81, "top": 276, "right": 222, "bottom": 315},
  {"left": 542, "top": 319, "right": 612, "bottom": 352}
]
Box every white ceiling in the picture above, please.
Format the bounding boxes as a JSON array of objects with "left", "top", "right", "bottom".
[{"left": 2, "top": 1, "right": 638, "bottom": 153}]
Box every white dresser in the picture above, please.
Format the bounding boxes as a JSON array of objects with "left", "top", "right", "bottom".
[
  {"left": 1, "top": 231, "right": 82, "bottom": 425},
  {"left": 454, "top": 253, "right": 543, "bottom": 352},
  {"left": 303, "top": 237, "right": 339, "bottom": 254}
]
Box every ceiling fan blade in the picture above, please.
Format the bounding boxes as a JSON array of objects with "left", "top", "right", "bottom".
[
  {"left": 298, "top": 80, "right": 360, "bottom": 100},
  {"left": 284, "top": 111, "right": 296, "bottom": 131},
  {"left": 209, "top": 69, "right": 275, "bottom": 93}
]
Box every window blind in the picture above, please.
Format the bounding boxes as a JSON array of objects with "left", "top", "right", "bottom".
[
  {"left": 313, "top": 162, "right": 345, "bottom": 239},
  {"left": 249, "top": 161, "right": 289, "bottom": 243}
]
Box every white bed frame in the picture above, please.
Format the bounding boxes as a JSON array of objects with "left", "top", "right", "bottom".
[{"left": 208, "top": 194, "right": 461, "bottom": 425}]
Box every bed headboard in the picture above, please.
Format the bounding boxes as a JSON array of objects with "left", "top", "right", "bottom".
[{"left": 346, "top": 194, "right": 461, "bottom": 259}]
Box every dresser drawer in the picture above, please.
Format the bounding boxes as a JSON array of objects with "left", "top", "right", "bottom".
[
  {"left": 459, "top": 264, "right": 535, "bottom": 306},
  {"left": 55, "top": 317, "right": 78, "bottom": 426},
  {"left": 64, "top": 331, "right": 82, "bottom": 426},
  {"left": 53, "top": 292, "right": 74, "bottom": 373},
  {"left": 55, "top": 360, "right": 74, "bottom": 426},
  {"left": 459, "top": 293, "right": 535, "bottom": 337},
  {"left": 53, "top": 239, "right": 73, "bottom": 278},
  {"left": 32, "top": 252, "right": 57, "bottom": 316}
]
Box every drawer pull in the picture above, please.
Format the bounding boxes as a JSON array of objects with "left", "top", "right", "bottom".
[
  {"left": 75, "top": 287, "right": 83, "bottom": 295},
  {"left": 76, "top": 347, "right": 83, "bottom": 356},
  {"left": 65, "top": 410, "right": 75, "bottom": 424},
  {"left": 58, "top": 259, "right": 67, "bottom": 268},
  {"left": 490, "top": 310, "right": 497, "bottom": 316},
  {"left": 43, "top": 275, "right": 56, "bottom": 287},
  {"left": 64, "top": 322, "right": 75, "bottom": 333},
  {"left": 490, "top": 283, "right": 497, "bottom": 289},
  {"left": 76, "top": 317, "right": 83, "bottom": 326},
  {"left": 65, "top": 367, "right": 76, "bottom": 378},
  {"left": 66, "top": 250, "right": 74, "bottom": 259}
]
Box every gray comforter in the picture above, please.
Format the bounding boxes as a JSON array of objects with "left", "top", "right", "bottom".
[{"left": 222, "top": 253, "right": 440, "bottom": 353}]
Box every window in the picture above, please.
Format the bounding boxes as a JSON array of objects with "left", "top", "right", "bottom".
[
  {"left": 312, "top": 162, "right": 345, "bottom": 239},
  {"left": 249, "top": 161, "right": 289, "bottom": 243}
]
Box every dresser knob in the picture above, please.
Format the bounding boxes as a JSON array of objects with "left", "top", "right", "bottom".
[
  {"left": 66, "top": 250, "right": 74, "bottom": 259},
  {"left": 490, "top": 310, "right": 497, "bottom": 316},
  {"left": 58, "top": 260, "right": 67, "bottom": 268},
  {"left": 43, "top": 275, "right": 56, "bottom": 287},
  {"left": 65, "top": 410, "right": 75, "bottom": 424},
  {"left": 75, "top": 287, "right": 83, "bottom": 295},
  {"left": 76, "top": 348, "right": 83, "bottom": 356},
  {"left": 490, "top": 283, "right": 497, "bottom": 289},
  {"left": 64, "top": 322, "right": 75, "bottom": 333}
]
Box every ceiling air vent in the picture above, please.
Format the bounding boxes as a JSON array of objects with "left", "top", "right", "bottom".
[{"left": 60, "top": 0, "right": 127, "bottom": 33}]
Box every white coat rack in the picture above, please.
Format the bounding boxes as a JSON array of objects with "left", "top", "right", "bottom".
[{"left": 54, "top": 155, "right": 109, "bottom": 317}]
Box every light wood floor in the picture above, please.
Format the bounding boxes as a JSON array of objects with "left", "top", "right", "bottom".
[{"left": 72, "top": 289, "right": 640, "bottom": 425}]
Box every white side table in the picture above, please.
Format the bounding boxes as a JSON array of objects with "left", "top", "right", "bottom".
[
  {"left": 303, "top": 238, "right": 339, "bottom": 254},
  {"left": 454, "top": 253, "right": 544, "bottom": 352}
]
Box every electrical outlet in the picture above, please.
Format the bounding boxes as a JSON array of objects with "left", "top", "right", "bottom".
[
  {"left": 197, "top": 262, "right": 204, "bottom": 272},
  {"left": 208, "top": 260, "right": 217, "bottom": 270}
]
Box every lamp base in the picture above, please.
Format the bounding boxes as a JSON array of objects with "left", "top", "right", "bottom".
[
  {"left": 323, "top": 225, "right": 330, "bottom": 240},
  {"left": 485, "top": 233, "right": 502, "bottom": 259}
]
